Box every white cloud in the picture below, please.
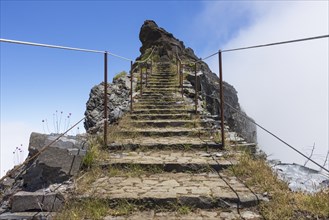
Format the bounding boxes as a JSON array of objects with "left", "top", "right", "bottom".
[
  {"left": 197, "top": 1, "right": 329, "bottom": 170},
  {"left": 0, "top": 121, "right": 35, "bottom": 177}
]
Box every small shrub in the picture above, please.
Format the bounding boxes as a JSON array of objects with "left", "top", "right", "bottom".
[
  {"left": 177, "top": 205, "right": 191, "bottom": 215},
  {"left": 113, "top": 71, "right": 127, "bottom": 80},
  {"left": 82, "top": 138, "right": 101, "bottom": 169}
]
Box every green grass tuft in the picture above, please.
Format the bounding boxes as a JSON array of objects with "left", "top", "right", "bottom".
[{"left": 113, "top": 71, "right": 127, "bottom": 80}]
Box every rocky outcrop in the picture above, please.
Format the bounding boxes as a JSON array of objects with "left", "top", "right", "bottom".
[
  {"left": 23, "top": 133, "right": 87, "bottom": 191},
  {"left": 84, "top": 75, "right": 131, "bottom": 134},
  {"left": 0, "top": 133, "right": 86, "bottom": 217},
  {"left": 198, "top": 62, "right": 257, "bottom": 143},
  {"left": 137, "top": 20, "right": 257, "bottom": 143},
  {"left": 137, "top": 20, "right": 198, "bottom": 62},
  {"left": 84, "top": 20, "right": 256, "bottom": 142}
]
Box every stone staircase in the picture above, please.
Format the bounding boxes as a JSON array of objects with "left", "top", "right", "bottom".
[
  {"left": 0, "top": 62, "right": 261, "bottom": 219},
  {"left": 79, "top": 62, "right": 262, "bottom": 219}
]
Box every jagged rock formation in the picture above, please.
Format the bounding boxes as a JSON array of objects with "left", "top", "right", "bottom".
[
  {"left": 137, "top": 20, "right": 257, "bottom": 143},
  {"left": 138, "top": 20, "right": 198, "bottom": 62},
  {"left": 84, "top": 20, "right": 256, "bottom": 143}
]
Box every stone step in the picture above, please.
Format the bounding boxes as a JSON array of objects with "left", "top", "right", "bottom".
[
  {"left": 131, "top": 120, "right": 202, "bottom": 128},
  {"left": 79, "top": 172, "right": 260, "bottom": 209},
  {"left": 139, "top": 91, "right": 177, "bottom": 96},
  {"left": 142, "top": 91, "right": 178, "bottom": 96},
  {"left": 102, "top": 209, "right": 262, "bottom": 220},
  {"left": 153, "top": 74, "right": 173, "bottom": 77},
  {"left": 10, "top": 191, "right": 64, "bottom": 212},
  {"left": 98, "top": 150, "right": 235, "bottom": 172},
  {"left": 137, "top": 97, "right": 178, "bottom": 102},
  {"left": 147, "top": 81, "right": 177, "bottom": 85},
  {"left": 108, "top": 136, "right": 222, "bottom": 151},
  {"left": 135, "top": 98, "right": 183, "bottom": 102},
  {"left": 150, "top": 74, "right": 177, "bottom": 78},
  {"left": 146, "top": 84, "right": 178, "bottom": 89},
  {"left": 147, "top": 79, "right": 177, "bottom": 83},
  {"left": 133, "top": 108, "right": 196, "bottom": 114},
  {"left": 131, "top": 113, "right": 192, "bottom": 120},
  {"left": 145, "top": 88, "right": 178, "bottom": 92},
  {"left": 0, "top": 212, "right": 55, "bottom": 220},
  {"left": 134, "top": 100, "right": 185, "bottom": 105},
  {"left": 138, "top": 95, "right": 184, "bottom": 101},
  {"left": 146, "top": 86, "right": 178, "bottom": 90},
  {"left": 147, "top": 79, "right": 174, "bottom": 83},
  {"left": 119, "top": 127, "right": 207, "bottom": 137},
  {"left": 134, "top": 102, "right": 185, "bottom": 107},
  {"left": 133, "top": 104, "right": 186, "bottom": 110}
]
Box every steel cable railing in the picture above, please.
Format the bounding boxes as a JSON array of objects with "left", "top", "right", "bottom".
[
  {"left": 200, "top": 87, "right": 329, "bottom": 174},
  {"left": 189, "top": 34, "right": 329, "bottom": 159},
  {"left": 2, "top": 35, "right": 328, "bottom": 172}
]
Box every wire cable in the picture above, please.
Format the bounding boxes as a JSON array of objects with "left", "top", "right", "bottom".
[
  {"left": 0, "top": 38, "right": 134, "bottom": 62},
  {"left": 0, "top": 117, "right": 86, "bottom": 183},
  {"left": 200, "top": 91, "right": 329, "bottom": 173},
  {"left": 198, "top": 34, "right": 329, "bottom": 60},
  {"left": 201, "top": 51, "right": 219, "bottom": 61},
  {"left": 0, "top": 38, "right": 104, "bottom": 54},
  {"left": 225, "top": 101, "right": 329, "bottom": 173},
  {"left": 107, "top": 51, "right": 133, "bottom": 62},
  {"left": 222, "top": 34, "right": 329, "bottom": 53}
]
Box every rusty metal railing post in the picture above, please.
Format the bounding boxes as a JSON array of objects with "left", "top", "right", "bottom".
[
  {"left": 176, "top": 58, "right": 179, "bottom": 94},
  {"left": 130, "top": 61, "right": 133, "bottom": 112},
  {"left": 177, "top": 58, "right": 179, "bottom": 75},
  {"left": 104, "top": 52, "right": 108, "bottom": 147},
  {"left": 181, "top": 63, "right": 183, "bottom": 98},
  {"left": 194, "top": 63, "right": 198, "bottom": 114},
  {"left": 140, "top": 64, "right": 143, "bottom": 96},
  {"left": 218, "top": 50, "right": 225, "bottom": 148},
  {"left": 146, "top": 62, "right": 148, "bottom": 88}
]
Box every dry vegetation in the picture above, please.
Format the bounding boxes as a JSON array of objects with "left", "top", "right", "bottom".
[
  {"left": 229, "top": 153, "right": 329, "bottom": 219},
  {"left": 57, "top": 127, "right": 329, "bottom": 219}
]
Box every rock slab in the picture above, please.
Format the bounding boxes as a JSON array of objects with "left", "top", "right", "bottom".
[
  {"left": 11, "top": 191, "right": 63, "bottom": 212},
  {"left": 23, "top": 132, "right": 86, "bottom": 191}
]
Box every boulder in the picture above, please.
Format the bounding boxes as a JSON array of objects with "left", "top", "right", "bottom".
[
  {"left": 22, "top": 132, "right": 87, "bottom": 191},
  {"left": 11, "top": 191, "right": 63, "bottom": 212}
]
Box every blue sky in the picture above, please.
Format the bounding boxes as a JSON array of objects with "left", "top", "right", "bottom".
[{"left": 1, "top": 1, "right": 328, "bottom": 177}]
